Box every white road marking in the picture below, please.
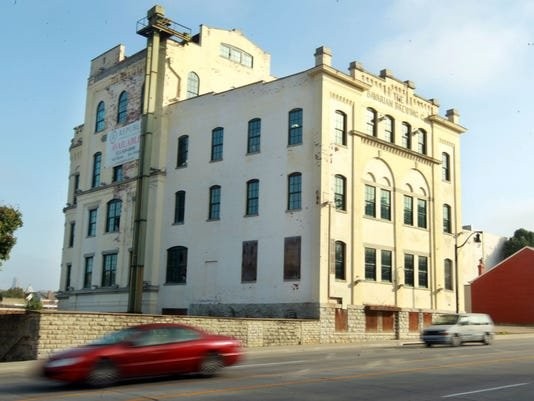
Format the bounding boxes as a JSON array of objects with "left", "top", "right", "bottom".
[{"left": 443, "top": 382, "right": 530, "bottom": 398}]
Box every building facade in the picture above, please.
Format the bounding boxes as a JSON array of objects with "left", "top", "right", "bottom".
[{"left": 59, "top": 6, "right": 468, "bottom": 331}]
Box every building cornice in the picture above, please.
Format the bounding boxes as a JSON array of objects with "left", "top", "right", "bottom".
[
  {"left": 428, "top": 114, "right": 467, "bottom": 134},
  {"left": 308, "top": 65, "right": 371, "bottom": 92}
]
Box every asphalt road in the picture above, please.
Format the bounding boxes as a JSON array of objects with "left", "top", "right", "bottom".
[{"left": 1, "top": 334, "right": 534, "bottom": 401}]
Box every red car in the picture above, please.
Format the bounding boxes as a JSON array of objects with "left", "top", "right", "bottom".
[{"left": 42, "top": 322, "right": 242, "bottom": 387}]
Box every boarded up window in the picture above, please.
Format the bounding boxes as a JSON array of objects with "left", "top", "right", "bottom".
[
  {"left": 284, "top": 236, "right": 301, "bottom": 280},
  {"left": 366, "top": 310, "right": 379, "bottom": 332},
  {"left": 409, "top": 312, "right": 419, "bottom": 332},
  {"left": 335, "top": 308, "right": 348, "bottom": 332},
  {"left": 241, "top": 241, "right": 258, "bottom": 282},
  {"left": 382, "top": 311, "right": 394, "bottom": 332}
]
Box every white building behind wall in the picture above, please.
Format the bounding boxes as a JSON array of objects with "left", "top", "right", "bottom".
[{"left": 59, "top": 7, "right": 469, "bottom": 326}]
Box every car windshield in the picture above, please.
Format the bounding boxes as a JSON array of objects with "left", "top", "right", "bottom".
[
  {"left": 432, "top": 314, "right": 459, "bottom": 325},
  {"left": 89, "top": 327, "right": 143, "bottom": 346}
]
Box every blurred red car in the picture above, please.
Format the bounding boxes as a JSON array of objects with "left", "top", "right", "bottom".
[{"left": 42, "top": 322, "right": 242, "bottom": 387}]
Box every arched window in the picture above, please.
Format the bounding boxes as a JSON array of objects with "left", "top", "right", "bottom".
[
  {"left": 177, "top": 135, "right": 189, "bottom": 167},
  {"left": 187, "top": 72, "right": 199, "bottom": 98},
  {"left": 366, "top": 108, "right": 377, "bottom": 136},
  {"left": 246, "top": 179, "right": 259, "bottom": 216},
  {"left": 417, "top": 129, "right": 427, "bottom": 154},
  {"left": 166, "top": 246, "right": 187, "bottom": 284},
  {"left": 287, "top": 172, "right": 302, "bottom": 210},
  {"left": 288, "top": 108, "right": 303, "bottom": 145},
  {"left": 401, "top": 122, "right": 411, "bottom": 149},
  {"left": 334, "top": 174, "right": 346, "bottom": 211},
  {"left": 209, "top": 185, "right": 221, "bottom": 220},
  {"left": 384, "top": 115, "right": 394, "bottom": 143},
  {"left": 247, "top": 118, "right": 261, "bottom": 153},
  {"left": 95, "top": 101, "right": 106, "bottom": 132},
  {"left": 91, "top": 152, "right": 102, "bottom": 188},
  {"left": 211, "top": 127, "right": 224, "bottom": 161},
  {"left": 117, "top": 91, "right": 128, "bottom": 123},
  {"left": 334, "top": 110, "right": 347, "bottom": 145},
  {"left": 105, "top": 199, "right": 122, "bottom": 233},
  {"left": 335, "top": 241, "right": 346, "bottom": 280}
]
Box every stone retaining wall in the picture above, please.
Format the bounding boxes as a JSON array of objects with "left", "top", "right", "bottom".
[{"left": 0, "top": 307, "right": 431, "bottom": 361}]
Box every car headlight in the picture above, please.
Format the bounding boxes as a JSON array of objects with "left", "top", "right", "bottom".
[{"left": 46, "top": 357, "right": 83, "bottom": 368}]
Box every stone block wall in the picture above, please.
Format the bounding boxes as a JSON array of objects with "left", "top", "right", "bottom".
[{"left": 0, "top": 307, "right": 434, "bottom": 362}]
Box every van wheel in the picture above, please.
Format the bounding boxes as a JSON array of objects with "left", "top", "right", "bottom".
[
  {"left": 451, "top": 335, "right": 462, "bottom": 347},
  {"left": 425, "top": 342, "right": 432, "bottom": 348},
  {"left": 483, "top": 333, "right": 493, "bottom": 345}
]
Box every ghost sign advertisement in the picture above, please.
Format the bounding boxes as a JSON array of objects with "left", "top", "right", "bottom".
[{"left": 106, "top": 120, "right": 141, "bottom": 167}]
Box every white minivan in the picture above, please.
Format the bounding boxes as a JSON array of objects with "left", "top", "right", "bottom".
[{"left": 420, "top": 313, "right": 494, "bottom": 347}]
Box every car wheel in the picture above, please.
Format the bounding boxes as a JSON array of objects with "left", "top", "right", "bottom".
[
  {"left": 483, "top": 333, "right": 493, "bottom": 345},
  {"left": 87, "top": 359, "right": 119, "bottom": 387},
  {"left": 425, "top": 342, "right": 432, "bottom": 347},
  {"left": 200, "top": 352, "right": 223, "bottom": 377},
  {"left": 451, "top": 335, "right": 462, "bottom": 347}
]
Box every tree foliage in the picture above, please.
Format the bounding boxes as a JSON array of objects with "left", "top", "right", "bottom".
[
  {"left": 502, "top": 228, "right": 534, "bottom": 259},
  {"left": 0, "top": 205, "right": 23, "bottom": 267},
  {"left": 0, "top": 287, "right": 25, "bottom": 298}
]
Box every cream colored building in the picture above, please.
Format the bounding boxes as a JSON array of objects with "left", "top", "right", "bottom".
[{"left": 59, "top": 6, "right": 469, "bottom": 334}]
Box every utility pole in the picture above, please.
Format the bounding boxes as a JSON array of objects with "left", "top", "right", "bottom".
[{"left": 128, "top": 5, "right": 191, "bottom": 313}]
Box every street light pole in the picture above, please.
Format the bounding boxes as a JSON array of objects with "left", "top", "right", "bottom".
[{"left": 454, "top": 230, "right": 482, "bottom": 313}]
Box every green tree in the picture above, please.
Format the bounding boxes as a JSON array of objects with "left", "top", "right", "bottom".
[
  {"left": 502, "top": 228, "right": 534, "bottom": 259},
  {"left": 0, "top": 205, "right": 23, "bottom": 268},
  {"left": 1, "top": 287, "right": 25, "bottom": 298}
]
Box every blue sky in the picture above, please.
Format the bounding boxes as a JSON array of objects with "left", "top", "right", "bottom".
[{"left": 1, "top": 0, "right": 533, "bottom": 291}]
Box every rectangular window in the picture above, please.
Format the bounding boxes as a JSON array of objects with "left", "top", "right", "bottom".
[
  {"left": 211, "top": 127, "right": 224, "bottom": 161},
  {"left": 381, "top": 250, "right": 392, "bottom": 282},
  {"left": 442, "top": 152, "right": 451, "bottom": 181},
  {"left": 417, "top": 199, "right": 427, "bottom": 229},
  {"left": 443, "top": 204, "right": 452, "bottom": 233},
  {"left": 174, "top": 191, "right": 185, "bottom": 224},
  {"left": 417, "top": 130, "right": 427, "bottom": 154},
  {"left": 247, "top": 118, "right": 261, "bottom": 153},
  {"left": 284, "top": 236, "right": 301, "bottom": 280},
  {"left": 73, "top": 173, "right": 80, "bottom": 205},
  {"left": 365, "top": 247, "right": 376, "bottom": 281},
  {"left": 91, "top": 152, "right": 101, "bottom": 188},
  {"left": 287, "top": 173, "right": 302, "bottom": 210},
  {"left": 366, "top": 108, "right": 377, "bottom": 136},
  {"left": 364, "top": 185, "right": 376, "bottom": 217},
  {"left": 401, "top": 123, "right": 411, "bottom": 149},
  {"left": 112, "top": 165, "right": 124, "bottom": 182},
  {"left": 384, "top": 116, "right": 394, "bottom": 143},
  {"left": 246, "top": 180, "right": 259, "bottom": 216},
  {"left": 68, "top": 222, "right": 75, "bottom": 247},
  {"left": 102, "top": 253, "right": 117, "bottom": 287},
  {"left": 404, "top": 254, "right": 414, "bottom": 287},
  {"left": 209, "top": 186, "right": 221, "bottom": 220},
  {"left": 65, "top": 264, "right": 72, "bottom": 291},
  {"left": 418, "top": 256, "right": 428, "bottom": 288},
  {"left": 88, "top": 208, "right": 97, "bottom": 237},
  {"left": 84, "top": 256, "right": 93, "bottom": 288},
  {"left": 167, "top": 246, "right": 188, "bottom": 284},
  {"left": 444, "top": 259, "right": 453, "bottom": 290},
  {"left": 380, "top": 189, "right": 391, "bottom": 220},
  {"left": 288, "top": 108, "right": 303, "bottom": 145},
  {"left": 241, "top": 241, "right": 258, "bottom": 282},
  {"left": 404, "top": 195, "right": 414, "bottom": 225}
]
